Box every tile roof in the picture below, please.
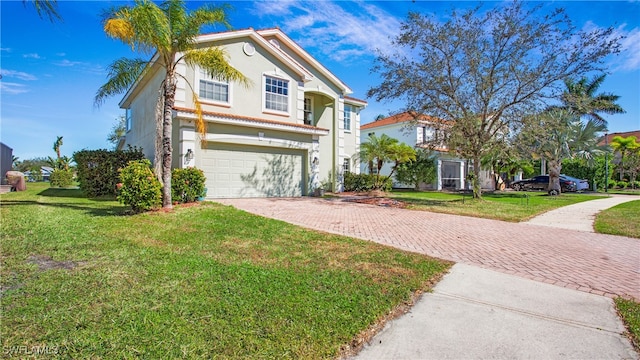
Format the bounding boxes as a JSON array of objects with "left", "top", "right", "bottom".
[
  {"left": 598, "top": 130, "right": 640, "bottom": 146},
  {"left": 360, "top": 111, "right": 446, "bottom": 130},
  {"left": 173, "top": 106, "right": 329, "bottom": 132}
]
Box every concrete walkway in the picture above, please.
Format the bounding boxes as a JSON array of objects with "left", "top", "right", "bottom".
[
  {"left": 523, "top": 194, "right": 639, "bottom": 232},
  {"left": 355, "top": 263, "right": 638, "bottom": 359}
]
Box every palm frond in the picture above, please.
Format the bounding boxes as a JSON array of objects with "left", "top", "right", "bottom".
[
  {"left": 94, "top": 58, "right": 148, "bottom": 107},
  {"left": 184, "top": 48, "right": 251, "bottom": 88},
  {"left": 26, "top": 0, "right": 62, "bottom": 22}
]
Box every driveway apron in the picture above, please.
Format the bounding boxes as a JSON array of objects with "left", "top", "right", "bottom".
[{"left": 218, "top": 197, "right": 640, "bottom": 300}]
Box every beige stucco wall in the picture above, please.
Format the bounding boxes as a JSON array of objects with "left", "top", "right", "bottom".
[{"left": 122, "top": 31, "right": 365, "bottom": 193}]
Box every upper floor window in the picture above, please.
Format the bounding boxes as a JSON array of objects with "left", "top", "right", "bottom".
[
  {"left": 343, "top": 105, "right": 352, "bottom": 131},
  {"left": 199, "top": 69, "right": 229, "bottom": 104},
  {"left": 304, "top": 97, "right": 313, "bottom": 125},
  {"left": 265, "top": 76, "right": 288, "bottom": 112}
]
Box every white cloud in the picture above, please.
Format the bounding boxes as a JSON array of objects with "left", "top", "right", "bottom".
[
  {"left": 584, "top": 21, "right": 640, "bottom": 72},
  {"left": 1, "top": 48, "right": 11, "bottom": 52},
  {"left": 23, "top": 53, "right": 41, "bottom": 59},
  {"left": 616, "top": 25, "right": 640, "bottom": 71},
  {"left": 252, "top": 1, "right": 401, "bottom": 62},
  {"left": 53, "top": 59, "right": 105, "bottom": 75},
  {"left": 0, "top": 82, "right": 29, "bottom": 95},
  {"left": 54, "top": 59, "right": 84, "bottom": 67},
  {"left": 1, "top": 69, "right": 37, "bottom": 81}
]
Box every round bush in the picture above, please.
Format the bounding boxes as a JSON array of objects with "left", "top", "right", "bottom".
[
  {"left": 49, "top": 169, "right": 74, "bottom": 187},
  {"left": 171, "top": 167, "right": 206, "bottom": 203},
  {"left": 117, "top": 159, "right": 162, "bottom": 212}
]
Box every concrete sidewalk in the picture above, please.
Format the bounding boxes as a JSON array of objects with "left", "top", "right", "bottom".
[
  {"left": 523, "top": 194, "right": 640, "bottom": 232},
  {"left": 353, "top": 263, "right": 638, "bottom": 359}
]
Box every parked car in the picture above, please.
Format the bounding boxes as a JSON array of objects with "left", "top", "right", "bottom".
[
  {"left": 561, "top": 174, "right": 589, "bottom": 191},
  {"left": 510, "top": 175, "right": 577, "bottom": 193}
]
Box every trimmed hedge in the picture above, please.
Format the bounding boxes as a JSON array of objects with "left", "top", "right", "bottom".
[
  {"left": 117, "top": 159, "right": 162, "bottom": 212},
  {"left": 171, "top": 167, "right": 206, "bottom": 204},
  {"left": 49, "top": 169, "right": 74, "bottom": 188},
  {"left": 344, "top": 172, "right": 392, "bottom": 192},
  {"left": 74, "top": 147, "right": 145, "bottom": 197}
]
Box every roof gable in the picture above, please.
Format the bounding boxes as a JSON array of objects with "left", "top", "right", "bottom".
[{"left": 121, "top": 28, "right": 353, "bottom": 107}]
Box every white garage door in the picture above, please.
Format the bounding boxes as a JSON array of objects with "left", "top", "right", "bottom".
[{"left": 201, "top": 143, "right": 305, "bottom": 198}]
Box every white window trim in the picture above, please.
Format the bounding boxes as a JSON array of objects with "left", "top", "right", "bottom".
[
  {"left": 304, "top": 97, "right": 313, "bottom": 125},
  {"left": 125, "top": 108, "right": 132, "bottom": 132},
  {"left": 196, "top": 68, "right": 232, "bottom": 107},
  {"left": 343, "top": 157, "right": 351, "bottom": 173},
  {"left": 343, "top": 105, "right": 352, "bottom": 132},
  {"left": 262, "top": 72, "right": 291, "bottom": 117}
]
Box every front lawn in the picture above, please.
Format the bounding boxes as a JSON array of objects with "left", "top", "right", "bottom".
[
  {"left": 594, "top": 200, "right": 640, "bottom": 239},
  {"left": 616, "top": 298, "right": 640, "bottom": 352},
  {"left": 1, "top": 183, "right": 450, "bottom": 358},
  {"left": 390, "top": 190, "right": 605, "bottom": 222}
]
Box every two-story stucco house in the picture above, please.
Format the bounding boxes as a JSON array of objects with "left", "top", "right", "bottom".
[
  {"left": 360, "top": 112, "right": 493, "bottom": 190},
  {"left": 118, "top": 28, "right": 366, "bottom": 198}
]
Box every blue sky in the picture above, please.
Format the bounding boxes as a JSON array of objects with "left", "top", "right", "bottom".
[{"left": 2, "top": 0, "right": 639, "bottom": 160}]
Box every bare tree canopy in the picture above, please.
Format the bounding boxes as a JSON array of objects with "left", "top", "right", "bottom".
[{"left": 368, "top": 1, "right": 621, "bottom": 198}]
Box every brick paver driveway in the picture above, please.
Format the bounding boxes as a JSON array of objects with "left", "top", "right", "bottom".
[{"left": 218, "top": 197, "right": 640, "bottom": 300}]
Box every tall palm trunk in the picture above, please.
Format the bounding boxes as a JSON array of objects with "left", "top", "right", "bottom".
[{"left": 162, "top": 71, "right": 176, "bottom": 209}]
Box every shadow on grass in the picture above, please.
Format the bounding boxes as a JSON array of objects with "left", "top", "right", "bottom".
[
  {"left": 37, "top": 188, "right": 116, "bottom": 202},
  {"left": 1, "top": 199, "right": 129, "bottom": 217}
]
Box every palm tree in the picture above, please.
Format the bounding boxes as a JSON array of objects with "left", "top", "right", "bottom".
[
  {"left": 23, "top": 0, "right": 61, "bottom": 22},
  {"left": 560, "top": 74, "right": 625, "bottom": 127},
  {"left": 610, "top": 135, "right": 640, "bottom": 181},
  {"left": 517, "top": 109, "right": 606, "bottom": 194},
  {"left": 359, "top": 134, "right": 416, "bottom": 189},
  {"left": 95, "top": 0, "right": 248, "bottom": 209},
  {"left": 53, "top": 136, "right": 63, "bottom": 160}
]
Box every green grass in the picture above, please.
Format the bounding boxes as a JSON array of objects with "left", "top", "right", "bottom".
[
  {"left": 594, "top": 200, "right": 640, "bottom": 239},
  {"left": 1, "top": 183, "right": 450, "bottom": 359},
  {"left": 616, "top": 298, "right": 640, "bottom": 352},
  {"left": 390, "top": 190, "right": 605, "bottom": 222}
]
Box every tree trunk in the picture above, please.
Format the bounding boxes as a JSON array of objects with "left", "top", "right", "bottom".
[
  {"left": 548, "top": 159, "right": 562, "bottom": 195},
  {"left": 162, "top": 73, "right": 176, "bottom": 209},
  {"left": 472, "top": 155, "right": 482, "bottom": 199}
]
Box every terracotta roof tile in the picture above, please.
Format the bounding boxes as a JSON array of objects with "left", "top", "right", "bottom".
[
  {"left": 173, "top": 106, "right": 329, "bottom": 132},
  {"left": 598, "top": 130, "right": 640, "bottom": 146},
  {"left": 361, "top": 111, "right": 447, "bottom": 130}
]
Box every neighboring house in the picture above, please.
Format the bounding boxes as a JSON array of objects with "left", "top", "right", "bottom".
[
  {"left": 118, "top": 28, "right": 367, "bottom": 198},
  {"left": 24, "top": 166, "right": 53, "bottom": 182},
  {"left": 360, "top": 112, "right": 493, "bottom": 190},
  {"left": 0, "top": 142, "right": 13, "bottom": 185},
  {"left": 598, "top": 130, "right": 640, "bottom": 147}
]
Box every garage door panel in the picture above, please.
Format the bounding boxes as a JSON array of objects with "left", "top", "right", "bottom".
[{"left": 202, "top": 143, "right": 305, "bottom": 198}]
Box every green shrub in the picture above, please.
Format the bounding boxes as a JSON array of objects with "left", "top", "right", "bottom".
[
  {"left": 617, "top": 180, "right": 629, "bottom": 189},
  {"left": 172, "top": 167, "right": 206, "bottom": 204},
  {"left": 632, "top": 180, "right": 640, "bottom": 189},
  {"left": 117, "top": 160, "right": 162, "bottom": 212},
  {"left": 74, "top": 147, "right": 145, "bottom": 197},
  {"left": 49, "top": 169, "right": 74, "bottom": 187},
  {"left": 344, "top": 172, "right": 392, "bottom": 192}
]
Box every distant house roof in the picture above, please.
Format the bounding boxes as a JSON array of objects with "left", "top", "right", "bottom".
[
  {"left": 360, "top": 111, "right": 447, "bottom": 130},
  {"left": 598, "top": 130, "right": 640, "bottom": 146}
]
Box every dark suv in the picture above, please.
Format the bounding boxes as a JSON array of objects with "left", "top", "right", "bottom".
[{"left": 510, "top": 175, "right": 577, "bottom": 193}]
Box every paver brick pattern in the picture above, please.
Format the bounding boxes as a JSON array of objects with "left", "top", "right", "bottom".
[{"left": 218, "top": 197, "right": 640, "bottom": 300}]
